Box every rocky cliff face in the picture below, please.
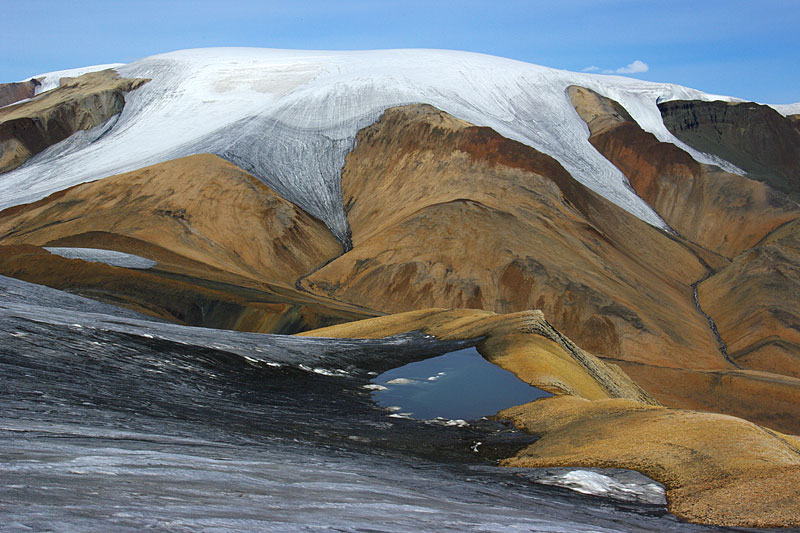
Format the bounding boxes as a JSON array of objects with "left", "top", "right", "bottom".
[
  {"left": 0, "top": 70, "right": 147, "bottom": 173},
  {"left": 659, "top": 99, "right": 800, "bottom": 199},
  {"left": 0, "top": 79, "right": 41, "bottom": 108}
]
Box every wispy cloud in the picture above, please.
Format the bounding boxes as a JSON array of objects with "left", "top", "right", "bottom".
[
  {"left": 612, "top": 60, "right": 649, "bottom": 74},
  {"left": 583, "top": 60, "right": 650, "bottom": 75}
]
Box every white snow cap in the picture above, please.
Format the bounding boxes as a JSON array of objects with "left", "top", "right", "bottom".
[{"left": 3, "top": 48, "right": 745, "bottom": 242}]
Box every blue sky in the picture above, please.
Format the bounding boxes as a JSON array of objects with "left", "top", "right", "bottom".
[{"left": 2, "top": 0, "right": 798, "bottom": 103}]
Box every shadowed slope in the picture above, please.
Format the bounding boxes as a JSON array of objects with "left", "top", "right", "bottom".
[
  {"left": 0, "top": 244, "right": 372, "bottom": 333},
  {"left": 0, "top": 79, "right": 41, "bottom": 108},
  {"left": 0, "top": 154, "right": 375, "bottom": 332},
  {"left": 302, "top": 104, "right": 719, "bottom": 368}
]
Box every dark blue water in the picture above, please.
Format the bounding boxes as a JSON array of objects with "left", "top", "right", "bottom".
[{"left": 370, "top": 347, "right": 552, "bottom": 420}]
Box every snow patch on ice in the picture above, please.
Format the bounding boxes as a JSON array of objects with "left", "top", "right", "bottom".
[{"left": 529, "top": 468, "right": 666, "bottom": 505}]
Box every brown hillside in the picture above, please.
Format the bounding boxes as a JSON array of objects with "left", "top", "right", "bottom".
[
  {"left": 698, "top": 219, "right": 800, "bottom": 378},
  {"left": 302, "top": 104, "right": 720, "bottom": 369},
  {"left": 0, "top": 153, "right": 343, "bottom": 285}
]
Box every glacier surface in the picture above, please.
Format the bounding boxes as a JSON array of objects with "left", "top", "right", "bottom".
[{"left": 3, "top": 48, "right": 745, "bottom": 243}]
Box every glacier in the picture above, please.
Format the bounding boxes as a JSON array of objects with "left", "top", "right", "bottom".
[{"left": 1, "top": 48, "right": 746, "bottom": 243}]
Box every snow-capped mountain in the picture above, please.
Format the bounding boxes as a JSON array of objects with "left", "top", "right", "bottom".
[{"left": 2, "top": 48, "right": 745, "bottom": 242}]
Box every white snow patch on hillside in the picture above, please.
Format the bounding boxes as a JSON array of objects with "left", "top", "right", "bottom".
[
  {"left": 772, "top": 102, "right": 800, "bottom": 116},
  {"left": 1, "top": 48, "right": 750, "bottom": 242}
]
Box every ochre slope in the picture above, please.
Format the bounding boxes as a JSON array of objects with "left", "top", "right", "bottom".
[
  {"left": 609, "top": 359, "right": 800, "bottom": 435},
  {"left": 569, "top": 86, "right": 799, "bottom": 258},
  {"left": 698, "top": 219, "right": 800, "bottom": 378},
  {"left": 302, "top": 104, "right": 720, "bottom": 368},
  {"left": 0, "top": 69, "right": 148, "bottom": 173},
  {"left": 0, "top": 153, "right": 343, "bottom": 285},
  {"left": 499, "top": 396, "right": 800, "bottom": 528}
]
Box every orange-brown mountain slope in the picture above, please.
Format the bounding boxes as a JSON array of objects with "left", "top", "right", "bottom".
[
  {"left": 698, "top": 219, "right": 800, "bottom": 378},
  {"left": 568, "top": 85, "right": 800, "bottom": 258},
  {"left": 0, "top": 69, "right": 148, "bottom": 173},
  {"left": 0, "top": 153, "right": 375, "bottom": 332},
  {"left": 300, "top": 104, "right": 720, "bottom": 370}
]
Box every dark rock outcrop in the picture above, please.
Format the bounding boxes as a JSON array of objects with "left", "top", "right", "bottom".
[
  {"left": 659, "top": 100, "right": 800, "bottom": 199},
  {"left": 0, "top": 79, "right": 41, "bottom": 108}
]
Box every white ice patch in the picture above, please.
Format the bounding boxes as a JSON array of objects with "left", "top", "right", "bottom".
[
  {"left": 362, "top": 384, "right": 388, "bottom": 391},
  {"left": 771, "top": 102, "right": 800, "bottom": 116},
  {"left": 44, "top": 247, "right": 156, "bottom": 269},
  {"left": 385, "top": 377, "right": 416, "bottom": 385},
  {"left": 1, "top": 48, "right": 756, "bottom": 242},
  {"left": 530, "top": 468, "right": 666, "bottom": 505}
]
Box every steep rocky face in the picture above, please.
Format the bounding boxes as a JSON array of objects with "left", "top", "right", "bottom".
[
  {"left": 0, "top": 79, "right": 41, "bottom": 108},
  {"left": 0, "top": 69, "right": 147, "bottom": 173},
  {"left": 569, "top": 86, "right": 800, "bottom": 258},
  {"left": 659, "top": 99, "right": 800, "bottom": 199},
  {"left": 0, "top": 154, "right": 344, "bottom": 285},
  {"left": 697, "top": 220, "right": 800, "bottom": 378},
  {"left": 302, "top": 104, "right": 721, "bottom": 368}
]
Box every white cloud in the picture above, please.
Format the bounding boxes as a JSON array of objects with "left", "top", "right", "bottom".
[
  {"left": 610, "top": 60, "right": 649, "bottom": 74},
  {"left": 584, "top": 60, "right": 650, "bottom": 75}
]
